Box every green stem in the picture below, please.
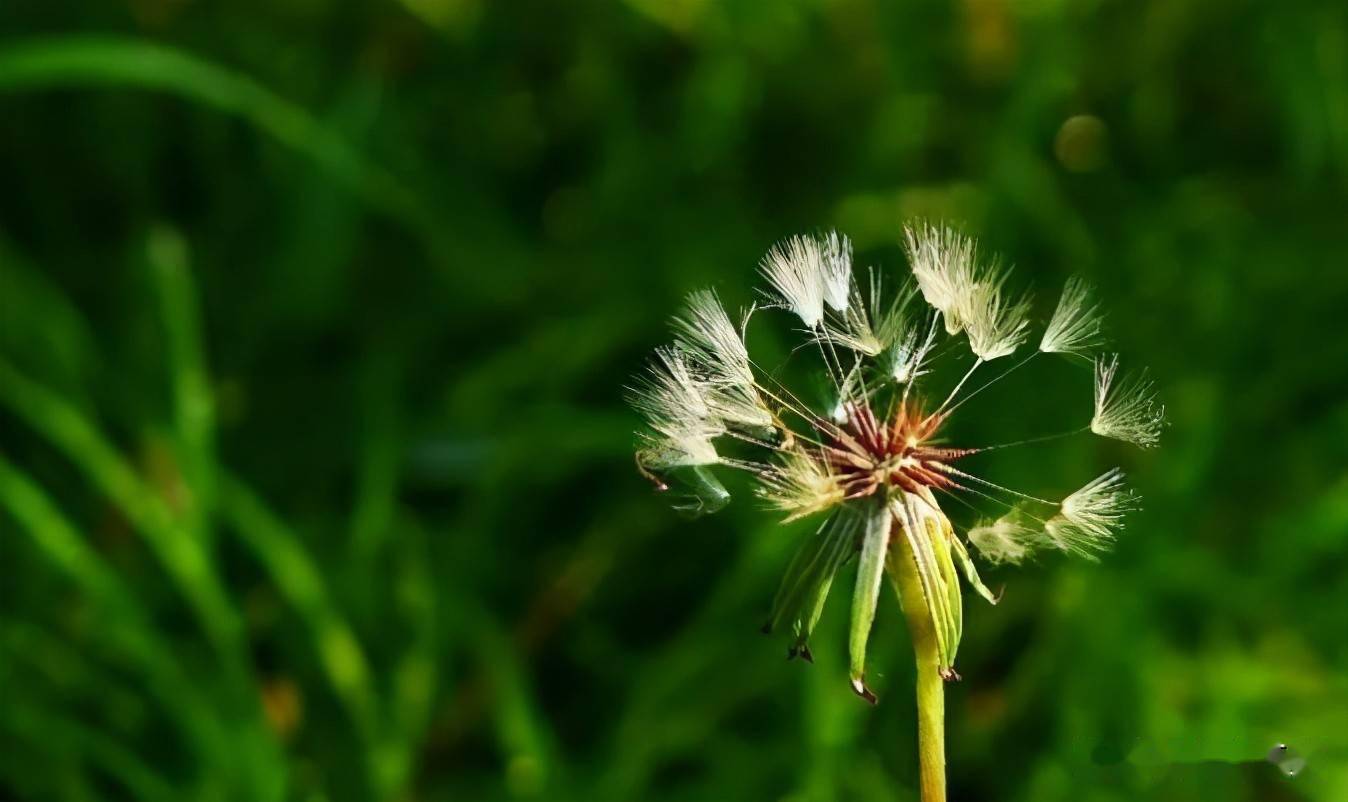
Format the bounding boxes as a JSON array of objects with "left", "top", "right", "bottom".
[{"left": 893, "top": 531, "right": 946, "bottom": 802}]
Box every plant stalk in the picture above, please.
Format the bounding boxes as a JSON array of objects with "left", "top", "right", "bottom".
[{"left": 893, "top": 532, "right": 946, "bottom": 802}]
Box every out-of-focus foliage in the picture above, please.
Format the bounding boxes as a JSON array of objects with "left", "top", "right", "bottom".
[{"left": 1, "top": 1, "right": 1346, "bottom": 801}]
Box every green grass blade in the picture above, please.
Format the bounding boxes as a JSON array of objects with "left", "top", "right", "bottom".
[
  {"left": 0, "top": 453, "right": 228, "bottom": 755},
  {"left": 0, "top": 238, "right": 97, "bottom": 387},
  {"left": 0, "top": 358, "right": 242, "bottom": 658},
  {"left": 0, "top": 367, "right": 287, "bottom": 798},
  {"left": 383, "top": 515, "right": 439, "bottom": 790},
  {"left": 216, "top": 473, "right": 382, "bottom": 755},
  {"left": 146, "top": 225, "right": 216, "bottom": 542},
  {"left": 0, "top": 35, "right": 429, "bottom": 239},
  {"left": 1, "top": 701, "right": 180, "bottom": 802}
]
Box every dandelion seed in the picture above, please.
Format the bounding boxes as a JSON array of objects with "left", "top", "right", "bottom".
[
  {"left": 888, "top": 320, "right": 938, "bottom": 384},
  {"left": 1045, "top": 468, "right": 1136, "bottom": 558},
  {"left": 1091, "top": 354, "right": 1165, "bottom": 447},
  {"left": 758, "top": 448, "right": 846, "bottom": 522},
  {"left": 673, "top": 291, "right": 774, "bottom": 430},
  {"left": 1040, "top": 276, "right": 1103, "bottom": 356},
  {"left": 871, "top": 274, "right": 918, "bottom": 350},
  {"left": 628, "top": 347, "right": 714, "bottom": 432},
  {"left": 628, "top": 347, "right": 723, "bottom": 470},
  {"left": 673, "top": 290, "right": 755, "bottom": 386},
  {"left": 820, "top": 305, "right": 884, "bottom": 357},
  {"left": 760, "top": 235, "right": 826, "bottom": 328},
  {"left": 903, "top": 222, "right": 976, "bottom": 334},
  {"left": 820, "top": 231, "right": 853, "bottom": 313},
  {"left": 968, "top": 513, "right": 1041, "bottom": 565},
  {"left": 957, "top": 265, "right": 1031, "bottom": 361}
]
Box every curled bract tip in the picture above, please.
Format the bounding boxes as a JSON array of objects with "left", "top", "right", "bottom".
[{"left": 850, "top": 677, "right": 878, "bottom": 705}]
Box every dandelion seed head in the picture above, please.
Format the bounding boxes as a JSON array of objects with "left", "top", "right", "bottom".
[
  {"left": 631, "top": 222, "right": 1160, "bottom": 692},
  {"left": 1091, "top": 354, "right": 1165, "bottom": 447}
]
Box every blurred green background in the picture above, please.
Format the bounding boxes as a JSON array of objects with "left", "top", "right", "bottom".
[{"left": 1, "top": 2, "right": 1346, "bottom": 801}]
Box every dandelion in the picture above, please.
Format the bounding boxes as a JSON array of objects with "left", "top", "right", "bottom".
[{"left": 629, "top": 225, "right": 1161, "bottom": 802}]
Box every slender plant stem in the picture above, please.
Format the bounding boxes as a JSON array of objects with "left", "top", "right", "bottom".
[{"left": 893, "top": 533, "right": 946, "bottom": 802}]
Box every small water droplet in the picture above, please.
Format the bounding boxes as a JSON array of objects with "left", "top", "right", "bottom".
[{"left": 1267, "top": 743, "right": 1305, "bottom": 778}]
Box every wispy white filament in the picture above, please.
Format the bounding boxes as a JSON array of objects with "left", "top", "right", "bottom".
[
  {"left": 758, "top": 448, "right": 845, "bottom": 522},
  {"left": 888, "top": 319, "right": 938, "bottom": 384},
  {"left": 870, "top": 275, "right": 916, "bottom": 350},
  {"left": 629, "top": 347, "right": 723, "bottom": 468},
  {"left": 903, "top": 222, "right": 976, "bottom": 334},
  {"left": 760, "top": 235, "right": 826, "bottom": 328},
  {"left": 1040, "top": 276, "right": 1102, "bottom": 356},
  {"left": 1091, "top": 354, "right": 1165, "bottom": 447},
  {"left": 673, "top": 291, "right": 774, "bottom": 429},
  {"left": 967, "top": 513, "right": 1041, "bottom": 565},
  {"left": 957, "top": 265, "right": 1031, "bottom": 361},
  {"left": 1045, "top": 468, "right": 1135, "bottom": 558},
  {"left": 820, "top": 304, "right": 884, "bottom": 356},
  {"left": 674, "top": 290, "right": 754, "bottom": 386},
  {"left": 820, "top": 231, "right": 853, "bottom": 313}
]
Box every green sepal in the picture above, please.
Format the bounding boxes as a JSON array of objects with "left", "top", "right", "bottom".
[
  {"left": 951, "top": 534, "right": 998, "bottom": 605},
  {"left": 847, "top": 498, "right": 892, "bottom": 696},
  {"left": 889, "top": 492, "right": 962, "bottom": 677},
  {"left": 664, "top": 465, "right": 730, "bottom": 518},
  {"left": 790, "top": 572, "right": 835, "bottom": 660},
  {"left": 767, "top": 511, "right": 858, "bottom": 645}
]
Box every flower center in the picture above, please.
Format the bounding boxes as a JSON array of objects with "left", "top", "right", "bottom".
[{"left": 825, "top": 401, "right": 973, "bottom": 499}]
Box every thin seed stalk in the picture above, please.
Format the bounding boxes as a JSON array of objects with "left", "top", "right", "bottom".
[{"left": 893, "top": 527, "right": 946, "bottom": 802}]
